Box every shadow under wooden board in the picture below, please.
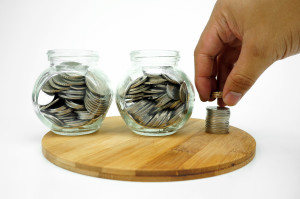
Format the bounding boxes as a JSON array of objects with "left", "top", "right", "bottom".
[{"left": 42, "top": 116, "right": 256, "bottom": 182}]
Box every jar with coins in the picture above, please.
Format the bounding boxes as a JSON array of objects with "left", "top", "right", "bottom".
[
  {"left": 116, "top": 50, "right": 195, "bottom": 136},
  {"left": 32, "top": 49, "right": 113, "bottom": 135}
]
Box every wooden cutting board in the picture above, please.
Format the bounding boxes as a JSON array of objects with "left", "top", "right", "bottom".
[{"left": 42, "top": 116, "right": 256, "bottom": 181}]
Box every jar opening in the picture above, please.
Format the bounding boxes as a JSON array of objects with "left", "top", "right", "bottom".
[
  {"left": 47, "top": 49, "right": 99, "bottom": 62},
  {"left": 130, "top": 50, "right": 180, "bottom": 62}
]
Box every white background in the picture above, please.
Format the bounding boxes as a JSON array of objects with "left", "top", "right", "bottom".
[{"left": 1, "top": 0, "right": 300, "bottom": 198}]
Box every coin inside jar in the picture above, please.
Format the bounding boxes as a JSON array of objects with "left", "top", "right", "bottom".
[
  {"left": 124, "top": 73, "right": 190, "bottom": 128},
  {"left": 39, "top": 63, "right": 110, "bottom": 129}
]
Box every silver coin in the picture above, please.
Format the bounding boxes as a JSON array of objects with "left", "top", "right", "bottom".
[
  {"left": 206, "top": 106, "right": 230, "bottom": 111},
  {"left": 143, "top": 93, "right": 163, "bottom": 100},
  {"left": 128, "top": 84, "right": 148, "bottom": 92},
  {"left": 130, "top": 76, "right": 148, "bottom": 88},
  {"left": 155, "top": 110, "right": 169, "bottom": 128},
  {"left": 166, "top": 84, "right": 180, "bottom": 100},
  {"left": 143, "top": 70, "right": 161, "bottom": 77},
  {"left": 85, "top": 72, "right": 108, "bottom": 96},
  {"left": 151, "top": 111, "right": 163, "bottom": 128},
  {"left": 126, "top": 100, "right": 148, "bottom": 114},
  {"left": 53, "top": 75, "right": 72, "bottom": 87},
  {"left": 58, "top": 113, "right": 77, "bottom": 121},
  {"left": 59, "top": 93, "right": 85, "bottom": 100},
  {"left": 70, "top": 85, "right": 87, "bottom": 90},
  {"left": 40, "top": 98, "right": 60, "bottom": 111},
  {"left": 159, "top": 101, "right": 174, "bottom": 110},
  {"left": 55, "top": 108, "right": 73, "bottom": 116},
  {"left": 153, "top": 84, "right": 167, "bottom": 89},
  {"left": 65, "top": 100, "right": 84, "bottom": 110},
  {"left": 179, "top": 82, "right": 188, "bottom": 103},
  {"left": 64, "top": 119, "right": 89, "bottom": 127},
  {"left": 49, "top": 78, "right": 69, "bottom": 91},
  {"left": 76, "top": 111, "right": 95, "bottom": 120},
  {"left": 159, "top": 111, "right": 172, "bottom": 128},
  {"left": 155, "top": 94, "right": 172, "bottom": 107},
  {"left": 61, "top": 73, "right": 85, "bottom": 80},
  {"left": 143, "top": 88, "right": 165, "bottom": 94},
  {"left": 61, "top": 89, "right": 85, "bottom": 96},
  {"left": 43, "top": 113, "right": 64, "bottom": 127},
  {"left": 85, "top": 101, "right": 105, "bottom": 116},
  {"left": 168, "top": 112, "right": 184, "bottom": 126},
  {"left": 138, "top": 112, "right": 154, "bottom": 126},
  {"left": 144, "top": 76, "right": 167, "bottom": 84},
  {"left": 169, "top": 100, "right": 182, "bottom": 109},
  {"left": 64, "top": 78, "right": 86, "bottom": 86},
  {"left": 128, "top": 100, "right": 152, "bottom": 118},
  {"left": 127, "top": 86, "right": 150, "bottom": 94},
  {"left": 146, "top": 112, "right": 160, "bottom": 127},
  {"left": 45, "top": 105, "right": 68, "bottom": 114},
  {"left": 42, "top": 81, "right": 60, "bottom": 94},
  {"left": 162, "top": 74, "right": 180, "bottom": 85},
  {"left": 125, "top": 93, "right": 144, "bottom": 99},
  {"left": 132, "top": 102, "right": 153, "bottom": 120},
  {"left": 125, "top": 97, "right": 144, "bottom": 103}
]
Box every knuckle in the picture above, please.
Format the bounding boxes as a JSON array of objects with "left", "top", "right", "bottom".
[{"left": 229, "top": 73, "right": 255, "bottom": 92}]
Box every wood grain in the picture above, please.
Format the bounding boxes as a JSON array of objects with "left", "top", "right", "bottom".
[{"left": 42, "top": 116, "right": 256, "bottom": 181}]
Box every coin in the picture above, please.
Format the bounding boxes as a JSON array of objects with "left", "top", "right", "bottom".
[
  {"left": 59, "top": 93, "right": 85, "bottom": 100},
  {"left": 85, "top": 72, "right": 108, "bottom": 96},
  {"left": 40, "top": 97, "right": 60, "bottom": 111},
  {"left": 130, "top": 76, "right": 148, "bottom": 88},
  {"left": 166, "top": 84, "right": 180, "bottom": 100},
  {"left": 49, "top": 78, "right": 70, "bottom": 91},
  {"left": 76, "top": 111, "right": 95, "bottom": 120},
  {"left": 42, "top": 81, "right": 60, "bottom": 94},
  {"left": 43, "top": 113, "right": 64, "bottom": 126},
  {"left": 144, "top": 76, "right": 167, "bottom": 84},
  {"left": 210, "top": 91, "right": 223, "bottom": 99},
  {"left": 53, "top": 75, "right": 72, "bottom": 87},
  {"left": 179, "top": 82, "right": 188, "bottom": 103},
  {"left": 61, "top": 72, "right": 85, "bottom": 81},
  {"left": 65, "top": 100, "right": 85, "bottom": 110},
  {"left": 162, "top": 74, "right": 180, "bottom": 84}
]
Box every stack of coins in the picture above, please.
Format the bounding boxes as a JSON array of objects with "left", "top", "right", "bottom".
[
  {"left": 39, "top": 63, "right": 110, "bottom": 128},
  {"left": 205, "top": 91, "right": 230, "bottom": 134},
  {"left": 124, "top": 71, "right": 190, "bottom": 128},
  {"left": 205, "top": 106, "right": 230, "bottom": 134}
]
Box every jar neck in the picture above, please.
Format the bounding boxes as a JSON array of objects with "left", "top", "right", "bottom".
[
  {"left": 130, "top": 50, "right": 180, "bottom": 68},
  {"left": 47, "top": 49, "right": 99, "bottom": 68}
]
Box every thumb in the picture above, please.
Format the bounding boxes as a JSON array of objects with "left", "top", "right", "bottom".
[{"left": 223, "top": 43, "right": 272, "bottom": 106}]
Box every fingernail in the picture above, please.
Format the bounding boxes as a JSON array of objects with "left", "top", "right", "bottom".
[{"left": 224, "top": 91, "right": 242, "bottom": 106}]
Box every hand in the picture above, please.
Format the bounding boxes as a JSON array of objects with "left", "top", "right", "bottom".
[{"left": 194, "top": 0, "right": 300, "bottom": 106}]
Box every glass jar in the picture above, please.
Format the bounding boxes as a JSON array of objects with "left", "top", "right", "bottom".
[
  {"left": 116, "top": 50, "right": 195, "bottom": 136},
  {"left": 32, "top": 49, "right": 113, "bottom": 136}
]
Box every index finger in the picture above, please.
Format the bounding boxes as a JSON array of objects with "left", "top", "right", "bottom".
[{"left": 194, "top": 23, "right": 224, "bottom": 101}]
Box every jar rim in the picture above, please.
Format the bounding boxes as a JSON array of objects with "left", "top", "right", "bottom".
[
  {"left": 130, "top": 50, "right": 180, "bottom": 61},
  {"left": 47, "top": 49, "right": 99, "bottom": 58}
]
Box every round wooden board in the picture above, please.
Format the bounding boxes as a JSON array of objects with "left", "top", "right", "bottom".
[{"left": 42, "top": 116, "right": 256, "bottom": 182}]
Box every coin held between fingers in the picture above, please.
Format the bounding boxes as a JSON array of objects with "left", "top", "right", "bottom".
[{"left": 210, "top": 91, "right": 223, "bottom": 99}]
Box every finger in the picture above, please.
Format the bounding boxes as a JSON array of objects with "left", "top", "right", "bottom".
[
  {"left": 223, "top": 42, "right": 272, "bottom": 106},
  {"left": 208, "top": 60, "right": 218, "bottom": 102},
  {"left": 217, "top": 46, "right": 241, "bottom": 106},
  {"left": 194, "top": 23, "right": 224, "bottom": 101}
]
